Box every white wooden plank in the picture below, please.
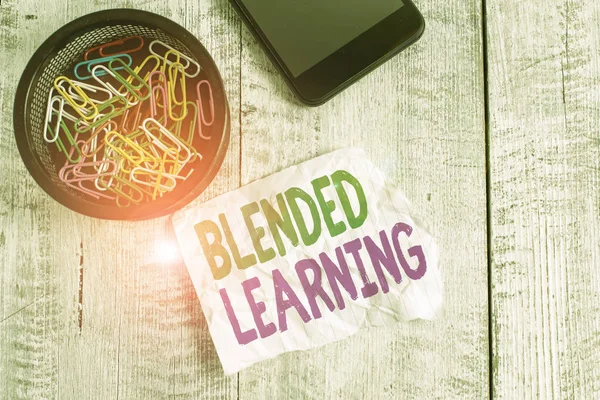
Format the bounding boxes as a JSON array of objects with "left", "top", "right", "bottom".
[
  {"left": 236, "top": 0, "right": 489, "bottom": 398},
  {"left": 487, "top": 0, "right": 600, "bottom": 397},
  {"left": 1, "top": 0, "right": 241, "bottom": 398},
  {"left": 0, "top": 1, "right": 82, "bottom": 398}
]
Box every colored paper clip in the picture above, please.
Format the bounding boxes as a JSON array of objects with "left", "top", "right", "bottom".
[
  {"left": 149, "top": 39, "right": 201, "bottom": 78},
  {"left": 66, "top": 80, "right": 114, "bottom": 105},
  {"left": 118, "top": 176, "right": 147, "bottom": 206},
  {"left": 76, "top": 126, "right": 113, "bottom": 161},
  {"left": 169, "top": 103, "right": 202, "bottom": 163},
  {"left": 84, "top": 35, "right": 144, "bottom": 60},
  {"left": 155, "top": 150, "right": 181, "bottom": 198},
  {"left": 79, "top": 120, "right": 116, "bottom": 160},
  {"left": 97, "top": 175, "right": 145, "bottom": 206},
  {"left": 120, "top": 102, "right": 144, "bottom": 134},
  {"left": 44, "top": 91, "right": 64, "bottom": 143},
  {"left": 54, "top": 76, "right": 98, "bottom": 120},
  {"left": 54, "top": 79, "right": 96, "bottom": 121},
  {"left": 132, "top": 55, "right": 162, "bottom": 82},
  {"left": 142, "top": 118, "right": 192, "bottom": 164},
  {"left": 104, "top": 130, "right": 159, "bottom": 173},
  {"left": 160, "top": 151, "right": 194, "bottom": 181},
  {"left": 137, "top": 139, "right": 164, "bottom": 167},
  {"left": 131, "top": 164, "right": 177, "bottom": 200},
  {"left": 167, "top": 62, "right": 187, "bottom": 121},
  {"left": 62, "top": 171, "right": 117, "bottom": 200},
  {"left": 54, "top": 124, "right": 82, "bottom": 164},
  {"left": 196, "top": 80, "right": 214, "bottom": 139},
  {"left": 74, "top": 96, "right": 126, "bottom": 134},
  {"left": 148, "top": 71, "right": 168, "bottom": 123},
  {"left": 106, "top": 129, "right": 149, "bottom": 156},
  {"left": 160, "top": 49, "right": 183, "bottom": 74},
  {"left": 74, "top": 54, "right": 133, "bottom": 81},
  {"left": 167, "top": 113, "right": 189, "bottom": 145},
  {"left": 108, "top": 57, "right": 151, "bottom": 101},
  {"left": 91, "top": 65, "right": 134, "bottom": 101},
  {"left": 59, "top": 159, "right": 118, "bottom": 182},
  {"left": 94, "top": 143, "right": 121, "bottom": 191},
  {"left": 51, "top": 96, "right": 81, "bottom": 123},
  {"left": 73, "top": 160, "right": 118, "bottom": 181}
]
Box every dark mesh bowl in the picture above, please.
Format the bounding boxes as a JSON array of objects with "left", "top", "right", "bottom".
[{"left": 13, "top": 9, "right": 230, "bottom": 220}]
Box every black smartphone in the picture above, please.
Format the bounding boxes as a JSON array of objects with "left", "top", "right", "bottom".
[{"left": 229, "top": 0, "right": 425, "bottom": 106}]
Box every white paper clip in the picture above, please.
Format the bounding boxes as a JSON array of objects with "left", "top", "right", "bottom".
[
  {"left": 149, "top": 39, "right": 201, "bottom": 78},
  {"left": 91, "top": 65, "right": 137, "bottom": 104},
  {"left": 43, "top": 90, "right": 64, "bottom": 143},
  {"left": 141, "top": 118, "right": 193, "bottom": 164}
]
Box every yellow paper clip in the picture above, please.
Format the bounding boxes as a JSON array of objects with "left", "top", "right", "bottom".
[
  {"left": 104, "top": 130, "right": 159, "bottom": 173},
  {"left": 108, "top": 57, "right": 151, "bottom": 102},
  {"left": 98, "top": 175, "right": 145, "bottom": 207},
  {"left": 167, "top": 62, "right": 187, "bottom": 121},
  {"left": 133, "top": 54, "right": 162, "bottom": 82},
  {"left": 54, "top": 76, "right": 98, "bottom": 120},
  {"left": 66, "top": 80, "right": 114, "bottom": 105},
  {"left": 160, "top": 49, "right": 181, "bottom": 74},
  {"left": 142, "top": 118, "right": 192, "bottom": 164},
  {"left": 74, "top": 96, "right": 126, "bottom": 134},
  {"left": 148, "top": 70, "right": 168, "bottom": 123},
  {"left": 131, "top": 161, "right": 177, "bottom": 200}
]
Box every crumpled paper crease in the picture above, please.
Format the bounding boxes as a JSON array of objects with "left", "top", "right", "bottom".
[{"left": 172, "top": 148, "right": 443, "bottom": 374}]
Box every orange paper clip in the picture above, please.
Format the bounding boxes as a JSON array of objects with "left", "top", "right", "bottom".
[{"left": 84, "top": 36, "right": 144, "bottom": 60}]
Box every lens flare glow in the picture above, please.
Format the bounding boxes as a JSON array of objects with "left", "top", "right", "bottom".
[{"left": 155, "top": 240, "right": 180, "bottom": 264}]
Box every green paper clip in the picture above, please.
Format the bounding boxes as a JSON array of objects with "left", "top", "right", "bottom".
[
  {"left": 54, "top": 121, "right": 82, "bottom": 163},
  {"left": 73, "top": 96, "right": 127, "bottom": 134},
  {"left": 108, "top": 57, "right": 151, "bottom": 102},
  {"left": 74, "top": 54, "right": 133, "bottom": 81}
]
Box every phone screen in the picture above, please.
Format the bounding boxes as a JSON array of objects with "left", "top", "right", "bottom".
[{"left": 240, "top": 0, "right": 404, "bottom": 77}]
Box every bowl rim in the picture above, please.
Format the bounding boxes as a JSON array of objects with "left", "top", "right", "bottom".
[{"left": 13, "top": 8, "right": 230, "bottom": 221}]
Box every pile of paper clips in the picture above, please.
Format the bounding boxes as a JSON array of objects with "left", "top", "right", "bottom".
[{"left": 44, "top": 35, "right": 214, "bottom": 207}]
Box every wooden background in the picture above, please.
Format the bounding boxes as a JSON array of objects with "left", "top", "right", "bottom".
[{"left": 0, "top": 0, "right": 598, "bottom": 398}]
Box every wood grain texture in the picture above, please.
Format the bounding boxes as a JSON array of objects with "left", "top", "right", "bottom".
[
  {"left": 0, "top": 0, "right": 241, "bottom": 398},
  {"left": 487, "top": 0, "right": 600, "bottom": 398},
  {"left": 236, "top": 0, "right": 489, "bottom": 398},
  {"left": 0, "top": 2, "right": 83, "bottom": 398}
]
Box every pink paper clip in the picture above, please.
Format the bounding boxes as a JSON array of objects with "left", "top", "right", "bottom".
[
  {"left": 59, "top": 160, "right": 118, "bottom": 200},
  {"left": 196, "top": 80, "right": 214, "bottom": 140},
  {"left": 59, "top": 159, "right": 117, "bottom": 182}
]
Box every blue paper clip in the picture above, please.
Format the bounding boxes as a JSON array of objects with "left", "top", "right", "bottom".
[{"left": 74, "top": 54, "right": 133, "bottom": 81}]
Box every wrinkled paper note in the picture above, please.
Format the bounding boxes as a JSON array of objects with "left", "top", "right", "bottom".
[{"left": 172, "top": 148, "right": 442, "bottom": 374}]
